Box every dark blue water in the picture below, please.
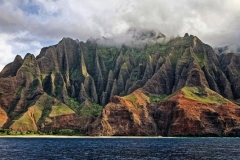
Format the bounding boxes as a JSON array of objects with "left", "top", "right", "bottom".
[{"left": 0, "top": 137, "right": 240, "bottom": 160}]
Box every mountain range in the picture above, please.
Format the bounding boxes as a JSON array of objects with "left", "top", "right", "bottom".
[{"left": 0, "top": 31, "right": 240, "bottom": 136}]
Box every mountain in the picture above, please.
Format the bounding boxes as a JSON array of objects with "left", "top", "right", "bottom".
[
  {"left": 89, "top": 87, "right": 240, "bottom": 136},
  {"left": 0, "top": 32, "right": 240, "bottom": 136}
]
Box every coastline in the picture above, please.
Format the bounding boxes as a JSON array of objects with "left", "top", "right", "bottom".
[
  {"left": 0, "top": 135, "right": 168, "bottom": 138},
  {"left": 1, "top": 135, "right": 237, "bottom": 138}
]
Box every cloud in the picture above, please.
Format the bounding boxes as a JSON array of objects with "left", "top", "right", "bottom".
[
  {"left": 0, "top": 0, "right": 240, "bottom": 71},
  {"left": 0, "top": 34, "right": 16, "bottom": 71}
]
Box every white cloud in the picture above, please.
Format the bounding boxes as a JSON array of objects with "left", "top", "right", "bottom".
[
  {"left": 0, "top": 32, "right": 43, "bottom": 71},
  {"left": 0, "top": 34, "right": 15, "bottom": 71},
  {"left": 0, "top": 0, "right": 240, "bottom": 71}
]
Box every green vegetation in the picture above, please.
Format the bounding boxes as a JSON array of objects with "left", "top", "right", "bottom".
[
  {"left": 37, "top": 95, "right": 54, "bottom": 125},
  {"left": 81, "top": 53, "right": 89, "bottom": 77},
  {"left": 0, "top": 129, "right": 84, "bottom": 136},
  {"left": 167, "top": 42, "right": 184, "bottom": 68},
  {"left": 124, "top": 94, "right": 137, "bottom": 107},
  {"left": 96, "top": 42, "right": 168, "bottom": 77},
  {"left": 0, "top": 129, "right": 22, "bottom": 135},
  {"left": 97, "top": 47, "right": 119, "bottom": 71},
  {"left": 67, "top": 98, "right": 80, "bottom": 112},
  {"left": 235, "top": 99, "right": 240, "bottom": 105},
  {"left": 49, "top": 102, "right": 75, "bottom": 117},
  {"left": 10, "top": 95, "right": 49, "bottom": 130},
  {"left": 148, "top": 94, "right": 168, "bottom": 103},
  {"left": 11, "top": 95, "right": 43, "bottom": 130},
  {"left": 70, "top": 67, "right": 83, "bottom": 81},
  {"left": 175, "top": 47, "right": 190, "bottom": 67},
  {"left": 50, "top": 129, "right": 84, "bottom": 136},
  {"left": 147, "top": 91, "right": 177, "bottom": 103},
  {"left": 15, "top": 86, "right": 23, "bottom": 98},
  {"left": 167, "top": 37, "right": 209, "bottom": 68},
  {"left": 123, "top": 90, "right": 173, "bottom": 107},
  {"left": 182, "top": 86, "right": 230, "bottom": 104},
  {"left": 33, "top": 105, "right": 44, "bottom": 122},
  {"left": 10, "top": 107, "right": 36, "bottom": 131},
  {"left": 193, "top": 52, "right": 206, "bottom": 68},
  {"left": 40, "top": 74, "right": 48, "bottom": 82},
  {"left": 0, "top": 129, "right": 39, "bottom": 136},
  {"left": 80, "top": 103, "right": 102, "bottom": 118}
]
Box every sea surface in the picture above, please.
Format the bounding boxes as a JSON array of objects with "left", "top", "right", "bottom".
[{"left": 0, "top": 137, "right": 240, "bottom": 160}]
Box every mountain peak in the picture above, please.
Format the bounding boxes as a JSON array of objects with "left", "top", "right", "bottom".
[{"left": 184, "top": 33, "right": 189, "bottom": 37}]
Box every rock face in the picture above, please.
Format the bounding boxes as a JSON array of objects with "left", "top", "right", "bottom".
[
  {"left": 154, "top": 90, "right": 240, "bottom": 136},
  {"left": 89, "top": 89, "right": 157, "bottom": 136},
  {"left": 0, "top": 32, "right": 240, "bottom": 136},
  {"left": 0, "top": 107, "right": 8, "bottom": 127},
  {"left": 219, "top": 53, "right": 240, "bottom": 100},
  {"left": 89, "top": 87, "right": 240, "bottom": 136}
]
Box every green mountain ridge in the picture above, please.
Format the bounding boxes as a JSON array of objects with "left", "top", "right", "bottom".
[{"left": 1, "top": 32, "right": 240, "bottom": 136}]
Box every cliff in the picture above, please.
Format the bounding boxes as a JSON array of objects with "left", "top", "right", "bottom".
[
  {"left": 0, "top": 32, "right": 240, "bottom": 136},
  {"left": 89, "top": 87, "right": 240, "bottom": 136}
]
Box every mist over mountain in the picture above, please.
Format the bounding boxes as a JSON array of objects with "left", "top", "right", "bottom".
[
  {"left": 214, "top": 45, "right": 240, "bottom": 55},
  {"left": 96, "top": 28, "right": 166, "bottom": 48}
]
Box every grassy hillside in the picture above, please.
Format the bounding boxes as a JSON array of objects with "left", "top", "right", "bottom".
[
  {"left": 49, "top": 102, "right": 74, "bottom": 117},
  {"left": 181, "top": 86, "right": 230, "bottom": 104}
]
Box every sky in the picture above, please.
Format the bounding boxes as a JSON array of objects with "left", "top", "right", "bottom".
[{"left": 0, "top": 0, "right": 240, "bottom": 71}]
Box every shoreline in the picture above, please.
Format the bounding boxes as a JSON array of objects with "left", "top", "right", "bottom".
[
  {"left": 0, "top": 135, "right": 164, "bottom": 138},
  {"left": 0, "top": 135, "right": 238, "bottom": 138}
]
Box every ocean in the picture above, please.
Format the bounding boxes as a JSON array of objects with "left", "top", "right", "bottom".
[{"left": 0, "top": 137, "right": 240, "bottom": 159}]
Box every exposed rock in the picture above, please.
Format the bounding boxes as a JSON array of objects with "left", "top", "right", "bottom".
[
  {"left": 142, "top": 56, "right": 154, "bottom": 82},
  {"left": 89, "top": 89, "right": 157, "bottom": 136},
  {"left": 37, "top": 46, "right": 59, "bottom": 74},
  {"left": 78, "top": 83, "right": 88, "bottom": 103},
  {"left": 185, "top": 63, "right": 209, "bottom": 87},
  {"left": 93, "top": 53, "right": 104, "bottom": 98},
  {"left": 83, "top": 76, "right": 98, "bottom": 103},
  {"left": 0, "top": 77, "right": 18, "bottom": 112},
  {"left": 202, "top": 66, "right": 220, "bottom": 94},
  {"left": 53, "top": 72, "right": 68, "bottom": 103},
  {"left": 154, "top": 90, "right": 240, "bottom": 136},
  {"left": 219, "top": 53, "right": 240, "bottom": 99},
  {"left": 90, "top": 87, "right": 240, "bottom": 136},
  {"left": 43, "top": 113, "right": 92, "bottom": 131},
  {"left": 101, "top": 70, "right": 114, "bottom": 105},
  {"left": 0, "top": 107, "right": 8, "bottom": 127},
  {"left": 143, "top": 56, "right": 173, "bottom": 95},
  {"left": 6, "top": 54, "right": 44, "bottom": 117},
  {"left": 117, "top": 74, "right": 125, "bottom": 95},
  {"left": 110, "top": 79, "right": 118, "bottom": 99},
  {"left": 0, "top": 55, "right": 23, "bottom": 78},
  {"left": 126, "top": 64, "right": 145, "bottom": 94},
  {"left": 155, "top": 56, "right": 164, "bottom": 73},
  {"left": 117, "top": 62, "right": 131, "bottom": 94},
  {"left": 70, "top": 85, "right": 76, "bottom": 97}
]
